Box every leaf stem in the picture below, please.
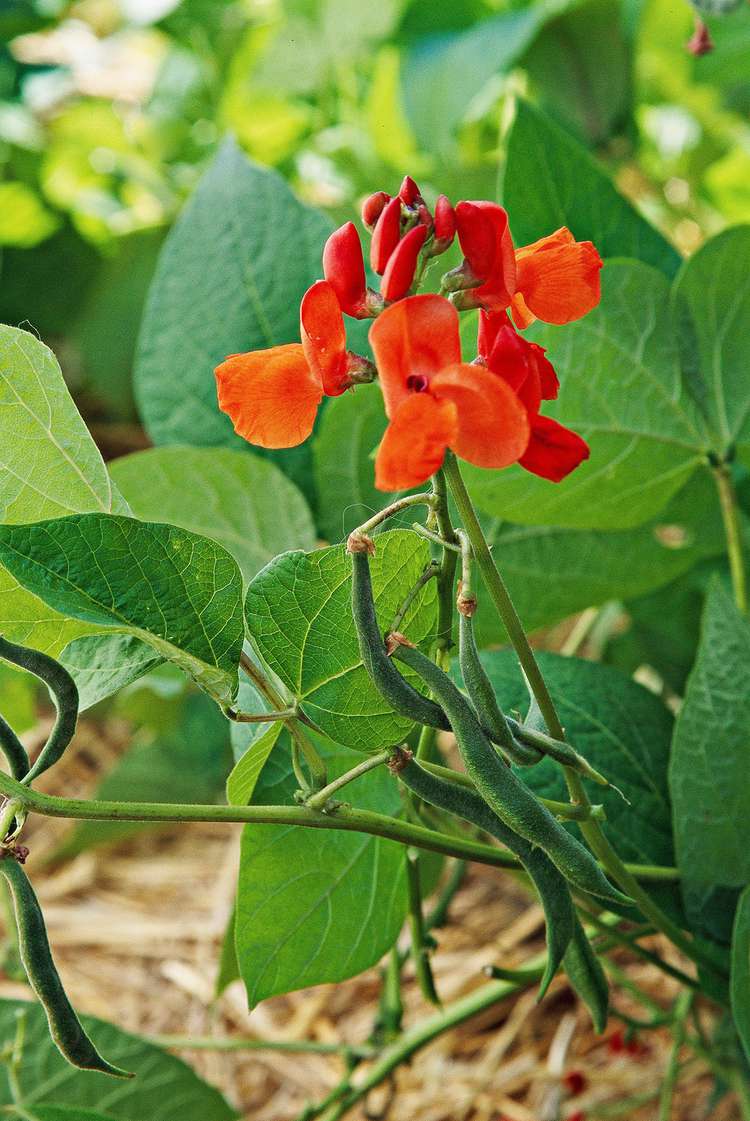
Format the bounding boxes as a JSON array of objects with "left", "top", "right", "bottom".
[
  {"left": 350, "top": 493, "right": 436, "bottom": 543},
  {"left": 657, "top": 991, "right": 692, "bottom": 1121},
  {"left": 410, "top": 523, "right": 462, "bottom": 554},
  {"left": 304, "top": 750, "right": 392, "bottom": 811},
  {"left": 430, "top": 468, "right": 459, "bottom": 653},
  {"left": 405, "top": 847, "right": 440, "bottom": 1006},
  {"left": 390, "top": 562, "right": 440, "bottom": 634},
  {"left": 713, "top": 462, "right": 747, "bottom": 614},
  {"left": 149, "top": 1035, "right": 376, "bottom": 1058}
]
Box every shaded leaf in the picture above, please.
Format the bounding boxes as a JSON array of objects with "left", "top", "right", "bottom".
[
  {"left": 227, "top": 722, "right": 284, "bottom": 806},
  {"left": 731, "top": 886, "right": 750, "bottom": 1062},
  {"left": 59, "top": 634, "right": 163, "bottom": 711}
]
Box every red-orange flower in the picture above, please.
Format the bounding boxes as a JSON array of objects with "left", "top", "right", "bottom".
[
  {"left": 370, "top": 295, "right": 530, "bottom": 492},
  {"left": 479, "top": 310, "right": 589, "bottom": 482},
  {"left": 215, "top": 280, "right": 371, "bottom": 449},
  {"left": 454, "top": 201, "right": 516, "bottom": 311},
  {"left": 511, "top": 227, "right": 602, "bottom": 329}
]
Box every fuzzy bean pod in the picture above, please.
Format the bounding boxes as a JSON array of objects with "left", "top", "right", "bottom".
[
  {"left": 506, "top": 716, "right": 611, "bottom": 788},
  {"left": 563, "top": 915, "right": 609, "bottom": 1032},
  {"left": 0, "top": 854, "right": 132, "bottom": 1078},
  {"left": 0, "top": 637, "right": 78, "bottom": 785},
  {"left": 398, "top": 754, "right": 573, "bottom": 998},
  {"left": 349, "top": 550, "right": 450, "bottom": 732},
  {"left": 391, "top": 642, "right": 629, "bottom": 907},
  {"left": 0, "top": 713, "right": 30, "bottom": 782},
  {"left": 458, "top": 613, "right": 542, "bottom": 766}
]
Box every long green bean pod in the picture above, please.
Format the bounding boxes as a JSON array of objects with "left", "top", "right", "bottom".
[
  {"left": 458, "top": 613, "right": 542, "bottom": 767},
  {"left": 563, "top": 915, "right": 609, "bottom": 1032},
  {"left": 0, "top": 853, "right": 132, "bottom": 1078},
  {"left": 397, "top": 754, "right": 573, "bottom": 998},
  {"left": 0, "top": 713, "right": 30, "bottom": 781},
  {"left": 349, "top": 547, "right": 450, "bottom": 732},
  {"left": 0, "top": 637, "right": 79, "bottom": 785},
  {"left": 391, "top": 641, "right": 629, "bottom": 907},
  {"left": 506, "top": 716, "right": 612, "bottom": 789}
]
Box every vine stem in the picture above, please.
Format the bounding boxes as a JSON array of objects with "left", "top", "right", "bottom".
[
  {"left": 658, "top": 991, "right": 692, "bottom": 1121},
  {"left": 442, "top": 452, "right": 725, "bottom": 978},
  {"left": 304, "top": 751, "right": 392, "bottom": 811},
  {"left": 714, "top": 463, "right": 747, "bottom": 614},
  {"left": 148, "top": 1036, "right": 376, "bottom": 1058}
]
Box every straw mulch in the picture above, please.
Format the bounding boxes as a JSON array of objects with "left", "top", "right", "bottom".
[{"left": 0, "top": 717, "right": 740, "bottom": 1121}]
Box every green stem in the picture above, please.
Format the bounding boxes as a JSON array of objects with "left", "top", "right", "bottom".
[
  {"left": 352, "top": 493, "right": 436, "bottom": 541},
  {"left": 443, "top": 452, "right": 724, "bottom": 977},
  {"left": 657, "top": 991, "right": 692, "bottom": 1121},
  {"left": 425, "top": 859, "right": 466, "bottom": 929},
  {"left": 391, "top": 562, "right": 440, "bottom": 634},
  {"left": 483, "top": 963, "right": 545, "bottom": 983},
  {"left": 714, "top": 463, "right": 747, "bottom": 614},
  {"left": 405, "top": 848, "right": 440, "bottom": 1006},
  {"left": 410, "top": 523, "right": 462, "bottom": 554},
  {"left": 431, "top": 468, "right": 459, "bottom": 654},
  {"left": 305, "top": 751, "right": 392, "bottom": 811},
  {"left": 583, "top": 909, "right": 699, "bottom": 989},
  {"left": 149, "top": 1035, "right": 375, "bottom": 1058},
  {"left": 226, "top": 708, "right": 297, "bottom": 724}
]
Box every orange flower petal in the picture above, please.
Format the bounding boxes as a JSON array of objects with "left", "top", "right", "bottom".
[
  {"left": 215, "top": 343, "right": 322, "bottom": 449},
  {"left": 514, "top": 227, "right": 602, "bottom": 326},
  {"left": 300, "top": 280, "right": 349, "bottom": 396},
  {"left": 369, "top": 294, "right": 461, "bottom": 419},
  {"left": 431, "top": 363, "right": 530, "bottom": 470},
  {"left": 519, "top": 414, "right": 590, "bottom": 482},
  {"left": 375, "top": 393, "right": 458, "bottom": 492}
]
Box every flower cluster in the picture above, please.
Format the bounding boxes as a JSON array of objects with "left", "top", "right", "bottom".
[{"left": 215, "top": 175, "right": 601, "bottom": 492}]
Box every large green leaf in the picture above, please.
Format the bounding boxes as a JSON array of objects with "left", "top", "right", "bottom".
[
  {"left": 672, "top": 226, "right": 750, "bottom": 459},
  {"left": 134, "top": 138, "right": 332, "bottom": 501},
  {"left": 0, "top": 514, "right": 245, "bottom": 704},
  {"left": 503, "top": 101, "right": 681, "bottom": 277},
  {"left": 235, "top": 739, "right": 406, "bottom": 1005},
  {"left": 477, "top": 650, "right": 681, "bottom": 919},
  {"left": 465, "top": 260, "right": 709, "bottom": 529},
  {"left": 0, "top": 325, "right": 128, "bottom": 657},
  {"left": 58, "top": 634, "right": 163, "bottom": 711},
  {"left": 478, "top": 468, "right": 725, "bottom": 640},
  {"left": 55, "top": 694, "right": 232, "bottom": 857},
  {"left": 669, "top": 579, "right": 750, "bottom": 940},
  {"left": 245, "top": 529, "right": 438, "bottom": 749},
  {"left": 732, "top": 886, "right": 750, "bottom": 1063},
  {"left": 0, "top": 1000, "right": 235, "bottom": 1119},
  {"left": 110, "top": 446, "right": 316, "bottom": 583}
]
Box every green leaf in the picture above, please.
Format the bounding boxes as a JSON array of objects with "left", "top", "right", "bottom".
[
  {"left": 55, "top": 694, "right": 232, "bottom": 858},
  {"left": 134, "top": 138, "right": 332, "bottom": 502},
  {"left": 0, "top": 514, "right": 245, "bottom": 704},
  {"left": 672, "top": 226, "right": 750, "bottom": 458},
  {"left": 476, "top": 651, "right": 681, "bottom": 919},
  {"left": 15, "top": 1108, "right": 118, "bottom": 1121},
  {"left": 227, "top": 722, "right": 284, "bottom": 805},
  {"left": 477, "top": 468, "right": 726, "bottom": 641},
  {"left": 669, "top": 579, "right": 750, "bottom": 940},
  {"left": 731, "top": 886, "right": 750, "bottom": 1063},
  {"left": 503, "top": 101, "right": 681, "bottom": 277},
  {"left": 59, "top": 634, "right": 163, "bottom": 711},
  {"left": 0, "top": 999, "right": 236, "bottom": 1119},
  {"left": 236, "top": 739, "right": 406, "bottom": 1005},
  {"left": 0, "top": 325, "right": 129, "bottom": 658},
  {"left": 245, "top": 529, "right": 438, "bottom": 749},
  {"left": 464, "top": 260, "right": 708, "bottom": 529},
  {"left": 111, "top": 446, "right": 316, "bottom": 583}
]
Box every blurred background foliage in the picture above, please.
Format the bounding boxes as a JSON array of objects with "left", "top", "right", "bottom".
[{"left": 1, "top": 0, "right": 749, "bottom": 429}]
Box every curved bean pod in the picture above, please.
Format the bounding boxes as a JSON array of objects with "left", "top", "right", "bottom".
[
  {"left": 458, "top": 613, "right": 542, "bottom": 767},
  {"left": 0, "top": 713, "right": 30, "bottom": 781},
  {"left": 349, "top": 550, "right": 450, "bottom": 732},
  {"left": 563, "top": 915, "right": 609, "bottom": 1032},
  {"left": 391, "top": 642, "right": 629, "bottom": 907},
  {"left": 398, "top": 755, "right": 573, "bottom": 998},
  {"left": 0, "top": 853, "right": 132, "bottom": 1077},
  {"left": 0, "top": 637, "right": 78, "bottom": 784}
]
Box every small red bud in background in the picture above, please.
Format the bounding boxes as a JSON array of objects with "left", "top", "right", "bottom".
[
  {"left": 399, "top": 174, "right": 422, "bottom": 206},
  {"left": 686, "top": 18, "right": 713, "bottom": 55},
  {"left": 563, "top": 1070, "right": 587, "bottom": 1097},
  {"left": 361, "top": 191, "right": 391, "bottom": 230},
  {"left": 323, "top": 222, "right": 369, "bottom": 318},
  {"left": 568, "top": 1112, "right": 586, "bottom": 1121},
  {"left": 607, "top": 1028, "right": 625, "bottom": 1054},
  {"left": 371, "top": 196, "right": 403, "bottom": 274},
  {"left": 381, "top": 224, "right": 427, "bottom": 301}
]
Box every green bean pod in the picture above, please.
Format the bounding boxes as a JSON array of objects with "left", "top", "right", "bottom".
[
  {"left": 506, "top": 716, "right": 611, "bottom": 788},
  {"left": 563, "top": 915, "right": 609, "bottom": 1032},
  {"left": 458, "top": 614, "right": 542, "bottom": 767},
  {"left": 349, "top": 550, "right": 450, "bottom": 732},
  {"left": 0, "top": 637, "right": 78, "bottom": 785},
  {"left": 0, "top": 854, "right": 132, "bottom": 1078},
  {"left": 391, "top": 643, "right": 629, "bottom": 907},
  {"left": 0, "top": 713, "right": 30, "bottom": 781},
  {"left": 398, "top": 755, "right": 574, "bottom": 998}
]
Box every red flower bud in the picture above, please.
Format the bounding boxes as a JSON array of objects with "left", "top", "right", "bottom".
[
  {"left": 381, "top": 224, "right": 427, "bottom": 302},
  {"left": 371, "top": 196, "right": 403, "bottom": 275},
  {"left": 361, "top": 191, "right": 391, "bottom": 229},
  {"left": 323, "top": 222, "right": 368, "bottom": 318},
  {"left": 399, "top": 175, "right": 422, "bottom": 206},
  {"left": 563, "top": 1070, "right": 587, "bottom": 1097},
  {"left": 434, "top": 195, "right": 455, "bottom": 245},
  {"left": 686, "top": 18, "right": 713, "bottom": 55}
]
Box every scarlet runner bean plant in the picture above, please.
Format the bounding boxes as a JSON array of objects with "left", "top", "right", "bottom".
[{"left": 1, "top": 120, "right": 750, "bottom": 1120}]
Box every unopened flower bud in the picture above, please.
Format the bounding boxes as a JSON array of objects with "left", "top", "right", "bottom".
[
  {"left": 323, "top": 222, "right": 369, "bottom": 318},
  {"left": 381, "top": 224, "right": 428, "bottom": 301},
  {"left": 425, "top": 195, "right": 455, "bottom": 257},
  {"left": 361, "top": 191, "right": 391, "bottom": 229},
  {"left": 399, "top": 175, "right": 422, "bottom": 207},
  {"left": 371, "top": 196, "right": 403, "bottom": 274}
]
